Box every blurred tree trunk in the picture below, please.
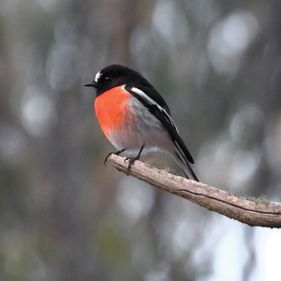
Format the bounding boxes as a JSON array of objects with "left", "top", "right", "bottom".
[{"left": 104, "top": 0, "right": 139, "bottom": 64}]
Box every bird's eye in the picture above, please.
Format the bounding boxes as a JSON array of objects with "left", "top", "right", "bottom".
[{"left": 104, "top": 77, "right": 110, "bottom": 81}]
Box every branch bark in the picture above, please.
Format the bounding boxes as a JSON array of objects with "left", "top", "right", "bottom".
[{"left": 108, "top": 154, "right": 281, "bottom": 228}]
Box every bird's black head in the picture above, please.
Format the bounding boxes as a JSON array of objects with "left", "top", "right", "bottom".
[{"left": 84, "top": 64, "right": 143, "bottom": 96}]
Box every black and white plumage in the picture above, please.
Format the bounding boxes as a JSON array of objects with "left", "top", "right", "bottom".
[{"left": 85, "top": 64, "right": 199, "bottom": 181}]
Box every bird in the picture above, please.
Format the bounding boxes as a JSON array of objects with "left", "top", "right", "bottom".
[{"left": 84, "top": 64, "right": 199, "bottom": 181}]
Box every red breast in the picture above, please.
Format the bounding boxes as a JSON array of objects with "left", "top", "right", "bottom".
[{"left": 94, "top": 85, "right": 131, "bottom": 139}]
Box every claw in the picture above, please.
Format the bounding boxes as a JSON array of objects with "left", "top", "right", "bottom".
[
  {"left": 104, "top": 148, "right": 126, "bottom": 166},
  {"left": 104, "top": 152, "right": 113, "bottom": 166},
  {"left": 124, "top": 145, "right": 144, "bottom": 173},
  {"left": 124, "top": 157, "right": 136, "bottom": 173}
]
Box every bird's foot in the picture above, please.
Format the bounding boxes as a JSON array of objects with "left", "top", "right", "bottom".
[
  {"left": 104, "top": 148, "right": 126, "bottom": 166},
  {"left": 124, "top": 145, "right": 144, "bottom": 173}
]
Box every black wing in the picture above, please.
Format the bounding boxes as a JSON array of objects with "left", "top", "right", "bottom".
[
  {"left": 127, "top": 78, "right": 171, "bottom": 114},
  {"left": 125, "top": 85, "right": 198, "bottom": 181}
]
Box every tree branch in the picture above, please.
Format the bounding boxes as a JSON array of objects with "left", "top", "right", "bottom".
[{"left": 108, "top": 154, "right": 281, "bottom": 228}]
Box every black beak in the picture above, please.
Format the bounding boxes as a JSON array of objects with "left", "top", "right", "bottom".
[{"left": 84, "top": 82, "right": 97, "bottom": 88}]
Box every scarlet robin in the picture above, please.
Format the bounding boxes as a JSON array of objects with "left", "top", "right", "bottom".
[{"left": 85, "top": 64, "right": 199, "bottom": 181}]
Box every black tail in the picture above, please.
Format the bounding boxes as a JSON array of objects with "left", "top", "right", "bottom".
[
  {"left": 173, "top": 138, "right": 199, "bottom": 181},
  {"left": 174, "top": 151, "right": 199, "bottom": 181}
]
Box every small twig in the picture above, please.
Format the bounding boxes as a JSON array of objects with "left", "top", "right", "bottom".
[{"left": 108, "top": 154, "right": 281, "bottom": 228}]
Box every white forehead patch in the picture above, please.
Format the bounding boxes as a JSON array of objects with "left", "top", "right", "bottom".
[{"left": 94, "top": 71, "right": 102, "bottom": 83}]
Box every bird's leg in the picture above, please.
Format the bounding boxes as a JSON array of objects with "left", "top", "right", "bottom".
[
  {"left": 104, "top": 148, "right": 126, "bottom": 165},
  {"left": 125, "top": 145, "right": 144, "bottom": 172}
]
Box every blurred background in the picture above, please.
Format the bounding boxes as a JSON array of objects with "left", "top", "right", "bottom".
[{"left": 1, "top": 0, "right": 281, "bottom": 280}]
